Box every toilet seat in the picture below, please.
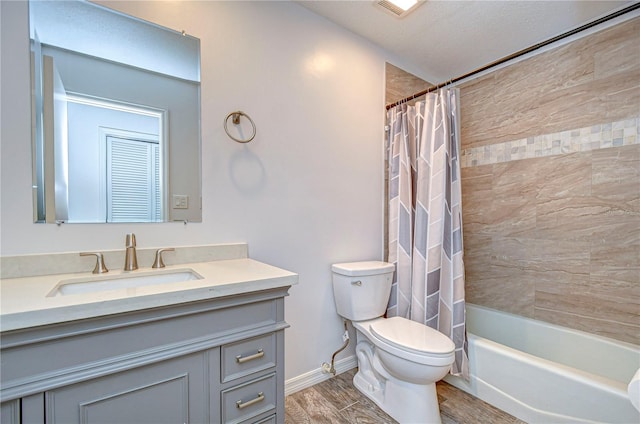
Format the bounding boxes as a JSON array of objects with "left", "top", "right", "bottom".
[{"left": 368, "top": 316, "right": 455, "bottom": 366}]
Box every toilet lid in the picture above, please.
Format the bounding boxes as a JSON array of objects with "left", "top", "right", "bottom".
[
  {"left": 370, "top": 317, "right": 455, "bottom": 355},
  {"left": 331, "top": 261, "right": 394, "bottom": 277}
]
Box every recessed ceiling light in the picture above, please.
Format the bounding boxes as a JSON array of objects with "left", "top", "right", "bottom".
[
  {"left": 388, "top": 0, "right": 418, "bottom": 11},
  {"left": 375, "top": 0, "right": 422, "bottom": 18}
]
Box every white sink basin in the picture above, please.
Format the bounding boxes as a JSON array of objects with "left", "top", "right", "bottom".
[{"left": 49, "top": 269, "right": 203, "bottom": 297}]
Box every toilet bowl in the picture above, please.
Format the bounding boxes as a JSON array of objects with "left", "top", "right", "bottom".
[{"left": 332, "top": 261, "right": 455, "bottom": 424}]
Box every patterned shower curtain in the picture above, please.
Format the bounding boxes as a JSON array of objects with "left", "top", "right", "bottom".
[{"left": 386, "top": 88, "right": 469, "bottom": 378}]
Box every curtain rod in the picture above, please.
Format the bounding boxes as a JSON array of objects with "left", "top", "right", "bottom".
[{"left": 385, "top": 2, "right": 640, "bottom": 110}]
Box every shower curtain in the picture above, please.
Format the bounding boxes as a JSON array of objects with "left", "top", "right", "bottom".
[{"left": 386, "top": 88, "right": 468, "bottom": 378}]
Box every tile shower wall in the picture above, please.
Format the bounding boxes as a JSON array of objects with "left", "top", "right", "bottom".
[
  {"left": 459, "top": 17, "right": 640, "bottom": 345},
  {"left": 385, "top": 62, "right": 433, "bottom": 105}
]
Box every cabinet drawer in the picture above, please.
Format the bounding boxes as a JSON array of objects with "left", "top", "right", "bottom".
[
  {"left": 221, "top": 373, "right": 276, "bottom": 424},
  {"left": 222, "top": 333, "right": 275, "bottom": 382},
  {"left": 249, "top": 414, "right": 276, "bottom": 424}
]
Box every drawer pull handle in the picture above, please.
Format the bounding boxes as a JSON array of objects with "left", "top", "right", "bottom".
[
  {"left": 236, "top": 392, "right": 265, "bottom": 409},
  {"left": 236, "top": 349, "right": 264, "bottom": 364}
]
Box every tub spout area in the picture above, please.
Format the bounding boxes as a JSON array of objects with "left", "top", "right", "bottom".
[{"left": 629, "top": 368, "right": 640, "bottom": 412}]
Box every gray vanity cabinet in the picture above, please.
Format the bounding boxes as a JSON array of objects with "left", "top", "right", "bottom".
[
  {"left": 0, "top": 399, "right": 20, "bottom": 424},
  {"left": 0, "top": 286, "right": 290, "bottom": 424},
  {"left": 46, "top": 352, "right": 212, "bottom": 423}
]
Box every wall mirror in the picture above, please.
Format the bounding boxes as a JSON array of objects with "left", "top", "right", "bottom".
[{"left": 29, "top": 0, "right": 201, "bottom": 223}]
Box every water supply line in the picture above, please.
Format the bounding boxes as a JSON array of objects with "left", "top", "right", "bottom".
[{"left": 321, "top": 320, "right": 350, "bottom": 375}]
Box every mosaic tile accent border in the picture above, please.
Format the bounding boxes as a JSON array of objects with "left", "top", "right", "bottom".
[{"left": 460, "top": 116, "right": 640, "bottom": 168}]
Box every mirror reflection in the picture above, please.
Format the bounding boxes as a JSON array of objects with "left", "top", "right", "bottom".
[{"left": 29, "top": 0, "right": 201, "bottom": 223}]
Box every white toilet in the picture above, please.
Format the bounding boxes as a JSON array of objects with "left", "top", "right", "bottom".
[{"left": 332, "top": 261, "right": 455, "bottom": 424}]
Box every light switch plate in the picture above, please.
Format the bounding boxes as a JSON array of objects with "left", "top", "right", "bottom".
[{"left": 173, "top": 195, "right": 189, "bottom": 209}]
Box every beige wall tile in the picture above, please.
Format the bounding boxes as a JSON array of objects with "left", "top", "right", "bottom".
[
  {"left": 534, "top": 307, "right": 640, "bottom": 345},
  {"left": 459, "top": 18, "right": 640, "bottom": 345},
  {"left": 461, "top": 164, "right": 494, "bottom": 235},
  {"left": 535, "top": 152, "right": 592, "bottom": 200},
  {"left": 460, "top": 18, "right": 640, "bottom": 149},
  {"left": 592, "top": 144, "right": 640, "bottom": 211},
  {"left": 535, "top": 197, "right": 614, "bottom": 242},
  {"left": 462, "top": 233, "right": 491, "bottom": 277},
  {"left": 593, "top": 19, "right": 640, "bottom": 79},
  {"left": 385, "top": 62, "right": 433, "bottom": 105},
  {"left": 536, "top": 283, "right": 638, "bottom": 327},
  {"left": 591, "top": 228, "right": 640, "bottom": 285},
  {"left": 466, "top": 267, "right": 535, "bottom": 318},
  {"left": 491, "top": 237, "right": 591, "bottom": 276},
  {"left": 488, "top": 264, "right": 536, "bottom": 317}
]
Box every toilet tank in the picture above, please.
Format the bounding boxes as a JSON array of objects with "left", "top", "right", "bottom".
[{"left": 331, "top": 261, "right": 395, "bottom": 321}]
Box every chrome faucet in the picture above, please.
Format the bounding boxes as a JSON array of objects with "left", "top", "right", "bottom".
[{"left": 124, "top": 233, "right": 138, "bottom": 271}]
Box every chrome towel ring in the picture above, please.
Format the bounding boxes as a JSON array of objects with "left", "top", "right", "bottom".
[{"left": 224, "top": 111, "right": 256, "bottom": 143}]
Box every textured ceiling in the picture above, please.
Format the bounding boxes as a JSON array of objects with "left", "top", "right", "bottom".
[{"left": 295, "top": 1, "right": 635, "bottom": 83}]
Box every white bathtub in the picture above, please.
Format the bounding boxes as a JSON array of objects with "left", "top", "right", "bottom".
[{"left": 444, "top": 304, "right": 640, "bottom": 424}]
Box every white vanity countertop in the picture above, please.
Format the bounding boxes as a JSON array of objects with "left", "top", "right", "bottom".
[{"left": 0, "top": 258, "right": 298, "bottom": 332}]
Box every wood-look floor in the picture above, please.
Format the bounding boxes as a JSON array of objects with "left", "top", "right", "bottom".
[{"left": 285, "top": 368, "right": 524, "bottom": 424}]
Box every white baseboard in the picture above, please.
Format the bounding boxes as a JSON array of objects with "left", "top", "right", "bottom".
[{"left": 284, "top": 355, "right": 357, "bottom": 396}]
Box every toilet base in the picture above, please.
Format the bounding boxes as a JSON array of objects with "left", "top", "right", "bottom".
[{"left": 353, "top": 368, "right": 442, "bottom": 424}]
